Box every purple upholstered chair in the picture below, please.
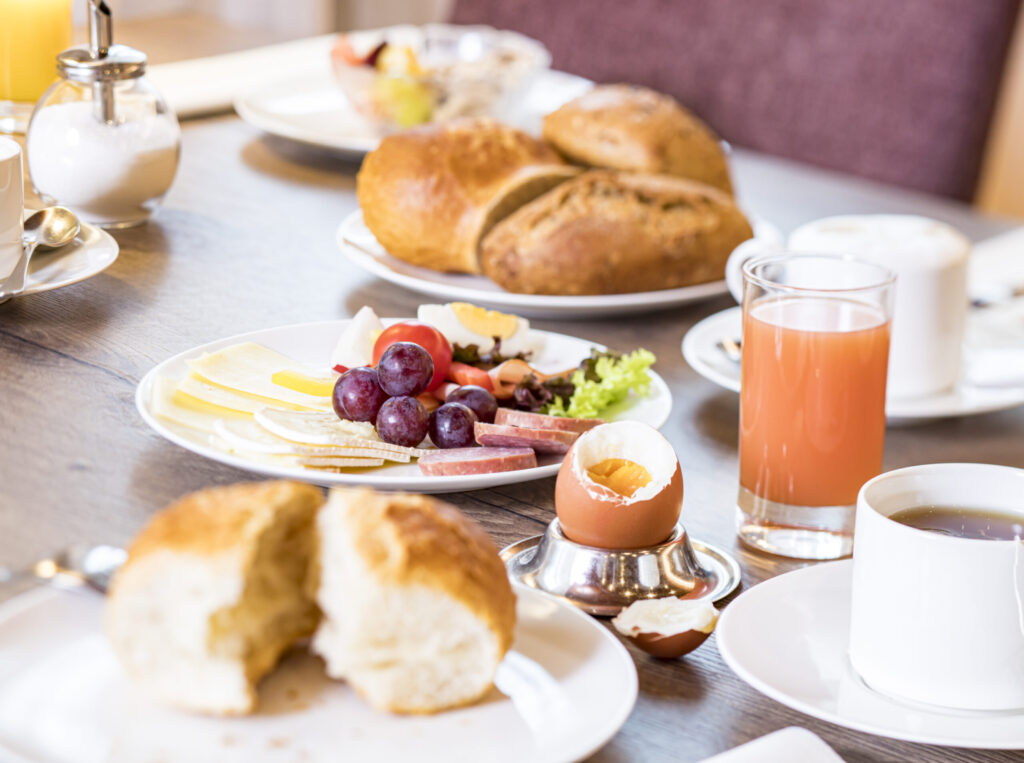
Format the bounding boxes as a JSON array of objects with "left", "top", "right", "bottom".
[{"left": 452, "top": 0, "right": 1020, "bottom": 201}]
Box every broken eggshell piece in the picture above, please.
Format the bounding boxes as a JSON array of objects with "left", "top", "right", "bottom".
[
  {"left": 612, "top": 596, "right": 719, "bottom": 658},
  {"left": 554, "top": 421, "right": 683, "bottom": 549}
]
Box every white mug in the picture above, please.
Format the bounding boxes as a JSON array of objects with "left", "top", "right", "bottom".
[
  {"left": 849, "top": 463, "right": 1024, "bottom": 711},
  {"left": 0, "top": 137, "right": 24, "bottom": 281},
  {"left": 725, "top": 215, "right": 970, "bottom": 400}
]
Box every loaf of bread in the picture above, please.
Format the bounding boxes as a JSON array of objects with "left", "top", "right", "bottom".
[
  {"left": 105, "top": 481, "right": 323, "bottom": 715},
  {"left": 480, "top": 170, "right": 754, "bottom": 295},
  {"left": 357, "top": 119, "right": 578, "bottom": 274},
  {"left": 311, "top": 487, "right": 516, "bottom": 714},
  {"left": 543, "top": 85, "right": 733, "bottom": 194}
]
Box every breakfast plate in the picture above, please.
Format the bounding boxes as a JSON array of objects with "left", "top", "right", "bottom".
[
  {"left": 136, "top": 319, "right": 672, "bottom": 492},
  {"left": 716, "top": 560, "right": 1024, "bottom": 749},
  {"left": 681, "top": 306, "right": 1024, "bottom": 422},
  {"left": 235, "top": 68, "right": 592, "bottom": 159},
  {"left": 1, "top": 219, "right": 118, "bottom": 301},
  {"left": 0, "top": 585, "right": 637, "bottom": 763},
  {"left": 338, "top": 212, "right": 780, "bottom": 319}
]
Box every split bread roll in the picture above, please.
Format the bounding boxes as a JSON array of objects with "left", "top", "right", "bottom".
[
  {"left": 480, "top": 170, "right": 754, "bottom": 295},
  {"left": 543, "top": 84, "right": 734, "bottom": 194},
  {"left": 311, "top": 487, "right": 516, "bottom": 714},
  {"left": 105, "top": 481, "right": 323, "bottom": 715},
  {"left": 356, "top": 118, "right": 578, "bottom": 274}
]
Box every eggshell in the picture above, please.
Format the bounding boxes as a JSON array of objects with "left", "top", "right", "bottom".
[
  {"left": 554, "top": 423, "right": 683, "bottom": 549},
  {"left": 626, "top": 628, "right": 712, "bottom": 659}
]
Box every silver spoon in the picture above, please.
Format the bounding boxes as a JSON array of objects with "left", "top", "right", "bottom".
[
  {"left": 0, "top": 206, "right": 81, "bottom": 300},
  {"left": 0, "top": 544, "right": 126, "bottom": 593},
  {"left": 717, "top": 336, "right": 742, "bottom": 363}
]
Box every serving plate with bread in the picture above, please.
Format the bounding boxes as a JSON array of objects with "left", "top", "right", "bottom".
[
  {"left": 342, "top": 85, "right": 779, "bottom": 318},
  {"left": 0, "top": 483, "right": 638, "bottom": 762}
]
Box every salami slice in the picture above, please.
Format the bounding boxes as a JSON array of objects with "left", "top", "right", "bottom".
[
  {"left": 494, "top": 408, "right": 604, "bottom": 434},
  {"left": 418, "top": 446, "right": 537, "bottom": 476},
  {"left": 474, "top": 423, "right": 578, "bottom": 454}
]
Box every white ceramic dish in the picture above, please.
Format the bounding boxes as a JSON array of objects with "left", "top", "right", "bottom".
[
  {"left": 136, "top": 319, "right": 672, "bottom": 492},
  {"left": 716, "top": 560, "right": 1024, "bottom": 749},
  {"left": 3, "top": 219, "right": 118, "bottom": 299},
  {"left": 235, "top": 68, "right": 592, "bottom": 159},
  {"left": 0, "top": 585, "right": 637, "bottom": 763},
  {"left": 681, "top": 305, "right": 1024, "bottom": 422},
  {"left": 338, "top": 212, "right": 779, "bottom": 319}
]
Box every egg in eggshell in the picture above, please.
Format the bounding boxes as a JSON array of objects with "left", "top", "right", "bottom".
[
  {"left": 612, "top": 597, "right": 719, "bottom": 659},
  {"left": 555, "top": 421, "right": 683, "bottom": 549}
]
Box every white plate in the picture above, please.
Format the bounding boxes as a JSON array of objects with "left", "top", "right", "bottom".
[
  {"left": 338, "top": 211, "right": 779, "bottom": 319},
  {"left": 0, "top": 585, "right": 637, "bottom": 763},
  {"left": 5, "top": 220, "right": 118, "bottom": 299},
  {"left": 136, "top": 319, "right": 672, "bottom": 492},
  {"left": 235, "top": 68, "right": 592, "bottom": 159},
  {"left": 681, "top": 306, "right": 1024, "bottom": 422},
  {"left": 716, "top": 560, "right": 1024, "bottom": 749}
]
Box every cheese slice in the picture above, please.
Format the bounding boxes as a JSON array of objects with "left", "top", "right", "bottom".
[
  {"left": 209, "top": 435, "right": 385, "bottom": 470},
  {"left": 186, "top": 342, "right": 334, "bottom": 410},
  {"left": 214, "top": 419, "right": 412, "bottom": 462},
  {"left": 254, "top": 408, "right": 431, "bottom": 456},
  {"left": 150, "top": 376, "right": 250, "bottom": 433},
  {"left": 178, "top": 373, "right": 318, "bottom": 414}
]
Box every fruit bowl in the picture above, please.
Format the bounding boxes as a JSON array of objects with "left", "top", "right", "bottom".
[{"left": 330, "top": 24, "right": 551, "bottom": 130}]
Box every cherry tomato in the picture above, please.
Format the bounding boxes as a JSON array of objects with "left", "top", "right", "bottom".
[{"left": 372, "top": 321, "right": 452, "bottom": 392}]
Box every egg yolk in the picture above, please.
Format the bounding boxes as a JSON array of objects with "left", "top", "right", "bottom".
[
  {"left": 450, "top": 302, "right": 519, "bottom": 339},
  {"left": 586, "top": 458, "right": 652, "bottom": 497}
]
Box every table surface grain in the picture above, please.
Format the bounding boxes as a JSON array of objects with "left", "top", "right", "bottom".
[{"left": 2, "top": 115, "right": 1022, "bottom": 763}]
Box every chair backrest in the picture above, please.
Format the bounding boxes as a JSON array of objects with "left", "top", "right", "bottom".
[{"left": 452, "top": 0, "right": 1020, "bottom": 201}]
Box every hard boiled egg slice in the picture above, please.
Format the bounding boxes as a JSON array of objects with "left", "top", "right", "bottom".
[
  {"left": 417, "top": 302, "right": 534, "bottom": 356},
  {"left": 331, "top": 305, "right": 384, "bottom": 370},
  {"left": 612, "top": 597, "right": 719, "bottom": 659},
  {"left": 555, "top": 421, "right": 683, "bottom": 549}
]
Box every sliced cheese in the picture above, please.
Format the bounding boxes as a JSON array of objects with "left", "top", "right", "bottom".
[
  {"left": 178, "top": 373, "right": 317, "bottom": 414},
  {"left": 186, "top": 342, "right": 334, "bottom": 410},
  {"left": 150, "top": 376, "right": 250, "bottom": 433},
  {"left": 254, "top": 408, "right": 431, "bottom": 457},
  {"left": 209, "top": 434, "right": 385, "bottom": 470},
  {"left": 214, "top": 419, "right": 412, "bottom": 462}
]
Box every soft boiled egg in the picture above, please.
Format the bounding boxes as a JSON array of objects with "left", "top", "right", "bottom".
[
  {"left": 612, "top": 597, "right": 719, "bottom": 659},
  {"left": 417, "top": 302, "right": 534, "bottom": 356},
  {"left": 330, "top": 305, "right": 384, "bottom": 370},
  {"left": 554, "top": 421, "right": 683, "bottom": 549}
]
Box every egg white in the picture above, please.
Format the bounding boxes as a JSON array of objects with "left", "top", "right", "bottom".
[
  {"left": 569, "top": 421, "right": 678, "bottom": 504},
  {"left": 417, "top": 303, "right": 534, "bottom": 356}
]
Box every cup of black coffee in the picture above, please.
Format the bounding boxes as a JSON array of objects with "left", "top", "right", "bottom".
[{"left": 850, "top": 463, "right": 1024, "bottom": 711}]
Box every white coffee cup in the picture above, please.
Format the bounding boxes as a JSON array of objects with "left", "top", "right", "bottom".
[
  {"left": 726, "top": 215, "right": 970, "bottom": 400},
  {"left": 0, "top": 137, "right": 24, "bottom": 281},
  {"left": 849, "top": 463, "right": 1024, "bottom": 711}
]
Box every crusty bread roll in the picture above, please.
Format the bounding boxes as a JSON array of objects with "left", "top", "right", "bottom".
[
  {"left": 311, "top": 487, "right": 516, "bottom": 714},
  {"left": 480, "top": 170, "right": 754, "bottom": 295},
  {"left": 105, "top": 481, "right": 323, "bottom": 715},
  {"left": 357, "top": 119, "right": 578, "bottom": 274},
  {"left": 543, "top": 84, "right": 733, "bottom": 194}
]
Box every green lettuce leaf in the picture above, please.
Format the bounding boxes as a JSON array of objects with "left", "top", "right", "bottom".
[{"left": 543, "top": 349, "right": 656, "bottom": 418}]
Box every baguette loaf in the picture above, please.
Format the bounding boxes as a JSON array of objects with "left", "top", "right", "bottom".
[
  {"left": 480, "top": 170, "right": 753, "bottom": 295},
  {"left": 357, "top": 119, "right": 577, "bottom": 274},
  {"left": 543, "top": 84, "right": 733, "bottom": 194}
]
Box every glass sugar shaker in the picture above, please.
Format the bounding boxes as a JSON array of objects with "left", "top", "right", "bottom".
[{"left": 25, "top": 0, "right": 180, "bottom": 228}]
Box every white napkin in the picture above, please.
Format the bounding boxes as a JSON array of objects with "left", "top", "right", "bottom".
[
  {"left": 699, "top": 727, "right": 845, "bottom": 763},
  {"left": 148, "top": 35, "right": 337, "bottom": 119}
]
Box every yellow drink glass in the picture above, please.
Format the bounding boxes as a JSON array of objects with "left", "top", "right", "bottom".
[{"left": 0, "top": 0, "right": 72, "bottom": 133}]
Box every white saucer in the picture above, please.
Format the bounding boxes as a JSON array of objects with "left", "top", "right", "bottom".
[
  {"left": 3, "top": 220, "right": 118, "bottom": 300},
  {"left": 681, "top": 306, "right": 1024, "bottom": 422},
  {"left": 716, "top": 560, "right": 1024, "bottom": 749}
]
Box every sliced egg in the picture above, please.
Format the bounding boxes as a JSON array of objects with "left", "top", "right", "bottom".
[
  {"left": 330, "top": 305, "right": 384, "bottom": 370},
  {"left": 417, "top": 302, "right": 534, "bottom": 356},
  {"left": 554, "top": 421, "right": 683, "bottom": 549},
  {"left": 612, "top": 597, "right": 718, "bottom": 659}
]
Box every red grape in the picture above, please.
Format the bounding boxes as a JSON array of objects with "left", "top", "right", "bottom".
[
  {"left": 428, "top": 402, "right": 479, "bottom": 448},
  {"left": 445, "top": 385, "right": 498, "bottom": 424},
  {"left": 376, "top": 396, "right": 429, "bottom": 447},
  {"left": 377, "top": 342, "right": 434, "bottom": 397},
  {"left": 333, "top": 367, "right": 387, "bottom": 422}
]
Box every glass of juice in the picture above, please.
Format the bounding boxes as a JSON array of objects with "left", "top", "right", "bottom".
[
  {"left": 0, "top": 0, "right": 73, "bottom": 134},
  {"left": 737, "top": 253, "right": 895, "bottom": 559}
]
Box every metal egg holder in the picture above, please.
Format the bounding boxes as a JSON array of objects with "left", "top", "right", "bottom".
[{"left": 501, "top": 518, "right": 741, "bottom": 617}]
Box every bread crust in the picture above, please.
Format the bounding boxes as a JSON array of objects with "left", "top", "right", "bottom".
[
  {"left": 331, "top": 487, "right": 516, "bottom": 658},
  {"left": 543, "top": 84, "right": 733, "bottom": 194},
  {"left": 480, "top": 170, "right": 753, "bottom": 295},
  {"left": 357, "top": 119, "right": 575, "bottom": 274}
]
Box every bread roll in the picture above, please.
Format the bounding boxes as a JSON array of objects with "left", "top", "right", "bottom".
[
  {"left": 543, "top": 84, "right": 733, "bottom": 194},
  {"left": 357, "top": 119, "right": 578, "bottom": 274},
  {"left": 480, "top": 170, "right": 753, "bottom": 295},
  {"left": 311, "top": 487, "right": 516, "bottom": 714},
  {"left": 105, "top": 481, "right": 323, "bottom": 715}
]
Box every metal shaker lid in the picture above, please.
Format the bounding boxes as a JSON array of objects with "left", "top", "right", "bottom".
[{"left": 57, "top": 44, "right": 147, "bottom": 83}]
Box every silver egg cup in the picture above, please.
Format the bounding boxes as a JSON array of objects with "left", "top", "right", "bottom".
[{"left": 501, "top": 519, "right": 741, "bottom": 617}]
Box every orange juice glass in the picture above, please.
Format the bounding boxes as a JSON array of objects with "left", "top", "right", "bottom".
[
  {"left": 738, "top": 254, "right": 895, "bottom": 559},
  {"left": 0, "top": 0, "right": 72, "bottom": 133}
]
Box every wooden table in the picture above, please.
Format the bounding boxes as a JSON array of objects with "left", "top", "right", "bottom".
[{"left": 2, "top": 115, "right": 1022, "bottom": 762}]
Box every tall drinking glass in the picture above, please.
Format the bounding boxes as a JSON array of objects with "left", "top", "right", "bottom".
[{"left": 737, "top": 254, "right": 895, "bottom": 559}]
